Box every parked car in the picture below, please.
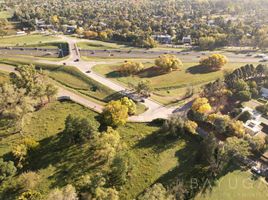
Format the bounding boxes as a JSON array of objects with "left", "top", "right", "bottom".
[{"left": 251, "top": 166, "right": 262, "bottom": 175}]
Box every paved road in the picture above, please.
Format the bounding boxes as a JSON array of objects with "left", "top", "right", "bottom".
[
  {"left": 4, "top": 35, "right": 264, "bottom": 122},
  {"left": 0, "top": 64, "right": 104, "bottom": 113}
]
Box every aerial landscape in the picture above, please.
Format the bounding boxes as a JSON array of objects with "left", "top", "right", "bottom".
[{"left": 1, "top": 0, "right": 268, "bottom": 199}]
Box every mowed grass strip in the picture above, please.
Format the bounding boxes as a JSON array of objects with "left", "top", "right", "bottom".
[
  {"left": 0, "top": 34, "right": 60, "bottom": 46},
  {"left": 77, "top": 40, "right": 128, "bottom": 50},
  {"left": 195, "top": 170, "right": 268, "bottom": 200},
  {"left": 93, "top": 61, "right": 251, "bottom": 104},
  {"left": 0, "top": 59, "right": 116, "bottom": 103}
]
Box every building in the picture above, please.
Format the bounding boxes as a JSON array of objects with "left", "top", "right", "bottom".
[
  {"left": 16, "top": 31, "right": 26, "bottom": 35},
  {"left": 182, "top": 35, "right": 192, "bottom": 44},
  {"left": 261, "top": 87, "right": 268, "bottom": 98},
  {"left": 242, "top": 107, "right": 268, "bottom": 135},
  {"left": 62, "top": 24, "right": 77, "bottom": 34},
  {"left": 152, "top": 35, "right": 172, "bottom": 44}
]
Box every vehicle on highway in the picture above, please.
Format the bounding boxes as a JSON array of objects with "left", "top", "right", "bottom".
[
  {"left": 74, "top": 59, "right": 79, "bottom": 62},
  {"left": 256, "top": 54, "right": 266, "bottom": 58},
  {"left": 86, "top": 70, "right": 91, "bottom": 73},
  {"left": 260, "top": 56, "right": 268, "bottom": 62}
]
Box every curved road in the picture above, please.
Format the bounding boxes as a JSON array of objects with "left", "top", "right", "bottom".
[{"left": 3, "top": 35, "right": 262, "bottom": 122}]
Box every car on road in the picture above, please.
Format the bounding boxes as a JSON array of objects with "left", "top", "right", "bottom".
[
  {"left": 74, "top": 59, "right": 79, "bottom": 62},
  {"left": 63, "top": 62, "right": 66, "bottom": 65},
  {"left": 260, "top": 56, "right": 268, "bottom": 62},
  {"left": 251, "top": 166, "right": 262, "bottom": 175},
  {"left": 86, "top": 70, "right": 91, "bottom": 73}
]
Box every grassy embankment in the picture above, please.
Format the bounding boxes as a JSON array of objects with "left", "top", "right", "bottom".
[
  {"left": 0, "top": 99, "right": 267, "bottom": 199},
  {"left": 93, "top": 61, "right": 248, "bottom": 105}
]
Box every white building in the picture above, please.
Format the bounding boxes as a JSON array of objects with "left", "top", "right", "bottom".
[{"left": 242, "top": 107, "right": 263, "bottom": 135}]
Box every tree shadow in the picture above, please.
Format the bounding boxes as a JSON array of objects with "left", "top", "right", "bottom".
[
  {"left": 186, "top": 65, "right": 216, "bottom": 74},
  {"left": 105, "top": 71, "right": 123, "bottom": 78},
  {"left": 23, "top": 132, "right": 101, "bottom": 188},
  {"left": 137, "top": 66, "right": 167, "bottom": 78},
  {"left": 103, "top": 91, "right": 124, "bottom": 102}
]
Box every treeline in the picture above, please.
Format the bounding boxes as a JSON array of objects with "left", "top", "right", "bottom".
[{"left": 3, "top": 0, "right": 268, "bottom": 48}]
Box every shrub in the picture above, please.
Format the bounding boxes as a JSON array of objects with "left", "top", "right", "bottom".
[
  {"left": 238, "top": 111, "right": 252, "bottom": 122},
  {"left": 155, "top": 54, "right": 183, "bottom": 72},
  {"left": 200, "top": 54, "right": 228, "bottom": 71},
  {"left": 0, "top": 158, "right": 17, "bottom": 182},
  {"left": 118, "top": 61, "right": 144, "bottom": 76}
]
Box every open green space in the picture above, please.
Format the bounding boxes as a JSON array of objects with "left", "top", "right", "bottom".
[
  {"left": 0, "top": 101, "right": 267, "bottom": 199},
  {"left": 93, "top": 61, "right": 247, "bottom": 105},
  {"left": 0, "top": 34, "right": 60, "bottom": 47},
  {"left": 77, "top": 40, "right": 128, "bottom": 50},
  {"left": 195, "top": 170, "right": 268, "bottom": 200}
]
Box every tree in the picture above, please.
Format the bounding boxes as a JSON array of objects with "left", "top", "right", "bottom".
[
  {"left": 0, "top": 159, "right": 17, "bottom": 182},
  {"left": 102, "top": 100, "right": 129, "bottom": 127},
  {"left": 184, "top": 120, "right": 198, "bottom": 135},
  {"left": 47, "top": 184, "right": 78, "bottom": 200},
  {"left": 118, "top": 61, "right": 144, "bottom": 76},
  {"left": 162, "top": 115, "right": 185, "bottom": 137},
  {"left": 235, "top": 90, "right": 252, "bottom": 102},
  {"left": 155, "top": 54, "right": 183, "bottom": 72},
  {"left": 95, "top": 187, "right": 119, "bottom": 200},
  {"left": 225, "top": 137, "right": 251, "bottom": 158},
  {"left": 18, "top": 190, "right": 42, "bottom": 200},
  {"left": 227, "top": 120, "right": 246, "bottom": 138},
  {"left": 191, "top": 97, "right": 212, "bottom": 114},
  {"left": 19, "top": 171, "right": 41, "bottom": 191},
  {"left": 199, "top": 36, "right": 216, "bottom": 50},
  {"left": 120, "top": 97, "right": 136, "bottom": 115},
  {"left": 207, "top": 114, "right": 230, "bottom": 134},
  {"left": 12, "top": 144, "right": 27, "bottom": 168},
  {"left": 64, "top": 115, "right": 94, "bottom": 144},
  {"left": 138, "top": 183, "right": 175, "bottom": 200},
  {"left": 135, "top": 80, "right": 153, "bottom": 97},
  {"left": 200, "top": 54, "right": 228, "bottom": 71},
  {"left": 109, "top": 156, "right": 128, "bottom": 188},
  {"left": 93, "top": 127, "right": 121, "bottom": 163},
  {"left": 200, "top": 133, "right": 229, "bottom": 176},
  {"left": 45, "top": 83, "right": 58, "bottom": 102}
]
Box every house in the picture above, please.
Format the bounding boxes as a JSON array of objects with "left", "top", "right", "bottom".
[
  {"left": 62, "top": 24, "right": 77, "bottom": 34},
  {"left": 261, "top": 87, "right": 268, "bottom": 98},
  {"left": 182, "top": 35, "right": 192, "bottom": 44},
  {"left": 152, "top": 35, "right": 172, "bottom": 44},
  {"left": 242, "top": 107, "right": 268, "bottom": 135}
]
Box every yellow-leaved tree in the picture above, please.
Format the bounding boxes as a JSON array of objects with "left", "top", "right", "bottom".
[
  {"left": 200, "top": 54, "right": 228, "bottom": 71},
  {"left": 155, "top": 54, "right": 183, "bottom": 72},
  {"left": 192, "top": 97, "right": 212, "bottom": 114}
]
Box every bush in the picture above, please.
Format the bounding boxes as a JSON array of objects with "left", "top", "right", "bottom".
[
  {"left": 256, "top": 105, "right": 268, "bottom": 114},
  {"left": 19, "top": 171, "right": 41, "bottom": 191},
  {"left": 155, "top": 54, "right": 183, "bottom": 72},
  {"left": 118, "top": 61, "right": 144, "bottom": 76},
  {"left": 64, "top": 115, "right": 94, "bottom": 144},
  {"left": 199, "top": 54, "right": 228, "bottom": 71},
  {"left": 238, "top": 111, "right": 252, "bottom": 122},
  {"left": 0, "top": 159, "right": 17, "bottom": 182},
  {"left": 235, "top": 90, "right": 252, "bottom": 102}
]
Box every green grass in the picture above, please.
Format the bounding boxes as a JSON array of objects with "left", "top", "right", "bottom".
[
  {"left": 0, "top": 11, "right": 12, "bottom": 19},
  {"left": 0, "top": 70, "right": 9, "bottom": 84},
  {"left": 93, "top": 61, "right": 247, "bottom": 105},
  {"left": 77, "top": 40, "right": 128, "bottom": 50},
  {"left": 0, "top": 58, "right": 116, "bottom": 104},
  {"left": 0, "top": 101, "right": 184, "bottom": 199},
  {"left": 195, "top": 170, "right": 268, "bottom": 200},
  {"left": 0, "top": 101, "right": 267, "bottom": 199},
  {"left": 0, "top": 34, "right": 60, "bottom": 46}
]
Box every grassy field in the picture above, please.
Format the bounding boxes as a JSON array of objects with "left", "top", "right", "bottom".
[
  {"left": 0, "top": 70, "right": 9, "bottom": 84},
  {"left": 0, "top": 34, "right": 60, "bottom": 46},
  {"left": 93, "top": 61, "right": 247, "bottom": 105},
  {"left": 77, "top": 40, "right": 128, "bottom": 50},
  {"left": 0, "top": 101, "right": 267, "bottom": 199},
  {"left": 195, "top": 170, "right": 268, "bottom": 200}
]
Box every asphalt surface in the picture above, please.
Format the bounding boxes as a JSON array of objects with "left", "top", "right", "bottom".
[{"left": 1, "top": 35, "right": 267, "bottom": 122}]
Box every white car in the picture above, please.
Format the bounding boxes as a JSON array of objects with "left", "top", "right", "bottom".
[
  {"left": 251, "top": 166, "right": 261, "bottom": 175},
  {"left": 261, "top": 56, "right": 268, "bottom": 62}
]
